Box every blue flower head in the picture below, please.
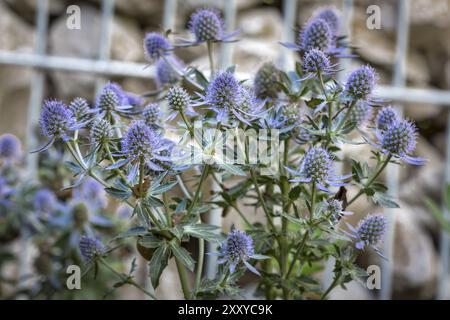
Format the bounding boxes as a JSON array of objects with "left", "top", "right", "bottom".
[
  {"left": 90, "top": 118, "right": 113, "bottom": 146},
  {"left": 156, "top": 55, "right": 183, "bottom": 87},
  {"left": 349, "top": 100, "right": 373, "bottom": 127},
  {"left": 0, "top": 134, "right": 22, "bottom": 162},
  {"left": 253, "top": 62, "right": 281, "bottom": 100},
  {"left": 167, "top": 85, "right": 191, "bottom": 116},
  {"left": 143, "top": 32, "right": 172, "bottom": 63},
  {"left": 345, "top": 214, "right": 387, "bottom": 258},
  {"left": 34, "top": 189, "right": 57, "bottom": 215},
  {"left": 69, "top": 97, "right": 91, "bottom": 123},
  {"left": 39, "top": 100, "right": 76, "bottom": 141},
  {"left": 323, "top": 199, "right": 352, "bottom": 224},
  {"left": 79, "top": 235, "right": 106, "bottom": 262},
  {"left": 143, "top": 103, "right": 161, "bottom": 128},
  {"left": 313, "top": 6, "right": 341, "bottom": 35},
  {"left": 345, "top": 65, "right": 377, "bottom": 100},
  {"left": 376, "top": 106, "right": 399, "bottom": 131},
  {"left": 301, "top": 49, "right": 337, "bottom": 80},
  {"left": 287, "top": 147, "right": 351, "bottom": 192},
  {"left": 375, "top": 118, "right": 425, "bottom": 165},
  {"left": 189, "top": 8, "right": 223, "bottom": 43},
  {"left": 299, "top": 17, "right": 334, "bottom": 52},
  {"left": 216, "top": 229, "right": 263, "bottom": 275},
  {"left": 95, "top": 82, "right": 134, "bottom": 117},
  {"left": 121, "top": 120, "right": 169, "bottom": 171}
]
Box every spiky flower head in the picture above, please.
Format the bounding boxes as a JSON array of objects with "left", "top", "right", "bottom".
[
  {"left": 324, "top": 198, "right": 351, "bottom": 223},
  {"left": 143, "top": 32, "right": 172, "bottom": 62},
  {"left": 79, "top": 236, "right": 105, "bottom": 262},
  {"left": 69, "top": 97, "right": 91, "bottom": 123},
  {"left": 299, "top": 17, "right": 333, "bottom": 52},
  {"left": 39, "top": 100, "right": 76, "bottom": 141},
  {"left": 299, "top": 147, "right": 333, "bottom": 184},
  {"left": 189, "top": 8, "right": 224, "bottom": 43},
  {"left": 143, "top": 103, "right": 161, "bottom": 127},
  {"left": 121, "top": 120, "right": 161, "bottom": 164},
  {"left": 345, "top": 65, "right": 377, "bottom": 100},
  {"left": 167, "top": 85, "right": 191, "bottom": 112},
  {"left": 219, "top": 229, "right": 257, "bottom": 274},
  {"left": 349, "top": 100, "right": 373, "bottom": 127},
  {"left": 0, "top": 134, "right": 22, "bottom": 161},
  {"left": 378, "top": 118, "right": 424, "bottom": 165},
  {"left": 96, "top": 87, "right": 119, "bottom": 113},
  {"left": 34, "top": 189, "right": 57, "bottom": 214},
  {"left": 302, "top": 48, "right": 331, "bottom": 74},
  {"left": 90, "top": 118, "right": 113, "bottom": 146},
  {"left": 206, "top": 71, "right": 241, "bottom": 111},
  {"left": 376, "top": 106, "right": 399, "bottom": 131},
  {"left": 156, "top": 56, "right": 182, "bottom": 87},
  {"left": 253, "top": 62, "right": 281, "bottom": 100},
  {"left": 313, "top": 7, "right": 341, "bottom": 35},
  {"left": 355, "top": 214, "right": 387, "bottom": 250}
]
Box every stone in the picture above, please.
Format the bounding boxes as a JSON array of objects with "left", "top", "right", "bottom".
[
  {"left": 49, "top": 4, "right": 144, "bottom": 99},
  {"left": 238, "top": 8, "right": 283, "bottom": 40},
  {"left": 0, "top": 3, "right": 35, "bottom": 139},
  {"left": 328, "top": 280, "right": 373, "bottom": 300}
]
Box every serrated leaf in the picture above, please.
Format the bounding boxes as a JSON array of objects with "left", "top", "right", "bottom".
[
  {"left": 169, "top": 240, "right": 195, "bottom": 272},
  {"left": 373, "top": 192, "right": 399, "bottom": 208},
  {"left": 105, "top": 186, "right": 132, "bottom": 200},
  {"left": 113, "top": 227, "right": 148, "bottom": 240},
  {"left": 134, "top": 203, "right": 151, "bottom": 228},
  {"left": 184, "top": 223, "right": 223, "bottom": 242},
  {"left": 148, "top": 243, "right": 170, "bottom": 289},
  {"left": 106, "top": 158, "right": 129, "bottom": 170},
  {"left": 151, "top": 181, "right": 178, "bottom": 195}
]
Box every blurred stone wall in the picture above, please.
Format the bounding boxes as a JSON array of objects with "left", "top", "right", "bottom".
[{"left": 1, "top": 0, "right": 450, "bottom": 299}]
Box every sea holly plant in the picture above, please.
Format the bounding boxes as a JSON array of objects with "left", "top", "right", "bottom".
[{"left": 31, "top": 6, "right": 425, "bottom": 300}]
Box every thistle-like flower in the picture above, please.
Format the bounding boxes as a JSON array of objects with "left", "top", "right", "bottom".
[
  {"left": 374, "top": 118, "right": 425, "bottom": 165},
  {"left": 301, "top": 49, "right": 337, "bottom": 80},
  {"left": 349, "top": 100, "right": 373, "bottom": 127},
  {"left": 142, "top": 103, "right": 161, "bottom": 128},
  {"left": 39, "top": 100, "right": 77, "bottom": 144},
  {"left": 376, "top": 106, "right": 399, "bottom": 131},
  {"left": 0, "top": 134, "right": 22, "bottom": 162},
  {"left": 121, "top": 120, "right": 169, "bottom": 171},
  {"left": 313, "top": 6, "right": 341, "bottom": 35},
  {"left": 79, "top": 235, "right": 106, "bottom": 262},
  {"left": 34, "top": 189, "right": 57, "bottom": 216},
  {"left": 300, "top": 18, "right": 333, "bottom": 52},
  {"left": 155, "top": 55, "right": 183, "bottom": 87},
  {"left": 78, "top": 178, "right": 108, "bottom": 211},
  {"left": 143, "top": 32, "right": 172, "bottom": 63},
  {"left": 95, "top": 82, "right": 133, "bottom": 117},
  {"left": 90, "top": 118, "right": 113, "bottom": 147},
  {"left": 69, "top": 97, "right": 92, "bottom": 124},
  {"left": 253, "top": 62, "right": 281, "bottom": 100},
  {"left": 180, "top": 8, "right": 238, "bottom": 46},
  {"left": 166, "top": 85, "right": 195, "bottom": 120},
  {"left": 344, "top": 65, "right": 377, "bottom": 101},
  {"left": 345, "top": 214, "right": 387, "bottom": 257},
  {"left": 323, "top": 199, "right": 351, "bottom": 224},
  {"left": 286, "top": 147, "right": 351, "bottom": 192},
  {"left": 213, "top": 229, "right": 265, "bottom": 275},
  {"left": 203, "top": 71, "right": 262, "bottom": 125}
]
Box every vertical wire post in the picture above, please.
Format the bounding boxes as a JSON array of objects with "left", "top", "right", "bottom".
[
  {"left": 280, "top": 0, "right": 297, "bottom": 71},
  {"left": 163, "top": 0, "right": 177, "bottom": 32},
  {"left": 380, "top": 0, "right": 410, "bottom": 300},
  {"left": 20, "top": 0, "right": 49, "bottom": 291}
]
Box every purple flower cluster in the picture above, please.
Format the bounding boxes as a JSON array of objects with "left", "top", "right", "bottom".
[
  {"left": 313, "top": 6, "right": 341, "bottom": 35},
  {"left": 189, "top": 9, "right": 224, "bottom": 43},
  {"left": 34, "top": 189, "right": 57, "bottom": 215},
  {"left": 90, "top": 118, "right": 113, "bottom": 146},
  {"left": 348, "top": 214, "right": 387, "bottom": 253},
  {"left": 142, "top": 103, "right": 161, "bottom": 128},
  {"left": 287, "top": 147, "right": 351, "bottom": 192},
  {"left": 39, "top": 100, "right": 77, "bottom": 141},
  {"left": 69, "top": 97, "right": 91, "bottom": 123},
  {"left": 376, "top": 106, "right": 398, "bottom": 131},
  {"left": 345, "top": 65, "right": 377, "bottom": 100},
  {"left": 143, "top": 32, "right": 172, "bottom": 62},
  {"left": 0, "top": 134, "right": 22, "bottom": 162},
  {"left": 299, "top": 18, "right": 334, "bottom": 52},
  {"left": 79, "top": 235, "right": 105, "bottom": 262}
]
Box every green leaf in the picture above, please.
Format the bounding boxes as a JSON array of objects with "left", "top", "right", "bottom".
[
  {"left": 133, "top": 203, "right": 151, "bottom": 228},
  {"left": 169, "top": 240, "right": 195, "bottom": 272},
  {"left": 148, "top": 243, "right": 170, "bottom": 289},
  {"left": 184, "top": 223, "right": 223, "bottom": 242},
  {"left": 373, "top": 192, "right": 399, "bottom": 208},
  {"left": 444, "top": 184, "right": 450, "bottom": 210},
  {"left": 138, "top": 235, "right": 164, "bottom": 248},
  {"left": 425, "top": 198, "right": 450, "bottom": 233},
  {"left": 150, "top": 181, "right": 178, "bottom": 195},
  {"left": 219, "top": 162, "right": 246, "bottom": 176},
  {"left": 305, "top": 98, "right": 324, "bottom": 109},
  {"left": 105, "top": 186, "right": 132, "bottom": 200},
  {"left": 112, "top": 227, "right": 148, "bottom": 240}
]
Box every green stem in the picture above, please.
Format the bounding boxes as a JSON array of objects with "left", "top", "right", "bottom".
[
  {"left": 180, "top": 109, "right": 194, "bottom": 138},
  {"left": 347, "top": 155, "right": 392, "bottom": 206},
  {"left": 139, "top": 156, "right": 145, "bottom": 198},
  {"left": 175, "top": 257, "right": 191, "bottom": 299},
  {"left": 163, "top": 192, "right": 172, "bottom": 227},
  {"left": 336, "top": 100, "right": 356, "bottom": 132},
  {"left": 250, "top": 169, "right": 276, "bottom": 230},
  {"left": 310, "top": 182, "right": 316, "bottom": 221},
  {"left": 207, "top": 41, "right": 215, "bottom": 79},
  {"left": 321, "top": 272, "right": 341, "bottom": 300},
  {"left": 286, "top": 231, "right": 308, "bottom": 278},
  {"left": 105, "top": 143, "right": 130, "bottom": 186},
  {"left": 99, "top": 258, "right": 157, "bottom": 300},
  {"left": 193, "top": 237, "right": 204, "bottom": 296}
]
